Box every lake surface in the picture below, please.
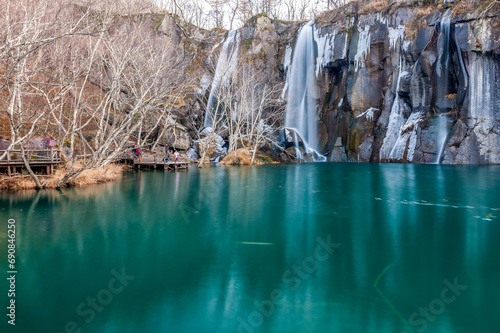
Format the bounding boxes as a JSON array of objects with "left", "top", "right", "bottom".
[{"left": 1, "top": 163, "right": 499, "bottom": 333}]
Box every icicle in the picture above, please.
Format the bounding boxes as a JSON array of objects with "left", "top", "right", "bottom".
[
  {"left": 388, "top": 25, "right": 405, "bottom": 51},
  {"left": 281, "top": 44, "right": 293, "bottom": 101},
  {"left": 313, "top": 26, "right": 335, "bottom": 78},
  {"left": 354, "top": 25, "right": 371, "bottom": 72}
]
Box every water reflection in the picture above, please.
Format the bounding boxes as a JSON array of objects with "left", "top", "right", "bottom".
[{"left": 0, "top": 164, "right": 499, "bottom": 333}]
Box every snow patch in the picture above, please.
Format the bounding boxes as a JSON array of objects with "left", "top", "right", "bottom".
[{"left": 356, "top": 107, "right": 378, "bottom": 122}]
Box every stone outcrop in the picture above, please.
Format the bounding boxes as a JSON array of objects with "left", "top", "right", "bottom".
[
  {"left": 159, "top": 124, "right": 192, "bottom": 150},
  {"left": 193, "top": 128, "right": 227, "bottom": 161}
]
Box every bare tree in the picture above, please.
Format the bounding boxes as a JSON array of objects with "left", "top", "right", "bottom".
[
  {"left": 206, "top": 61, "right": 284, "bottom": 165},
  {"left": 236, "top": 0, "right": 279, "bottom": 22},
  {"left": 228, "top": 0, "right": 240, "bottom": 30},
  {"left": 155, "top": 0, "right": 211, "bottom": 35},
  {"left": 207, "top": 0, "right": 227, "bottom": 29},
  {"left": 282, "top": 0, "right": 297, "bottom": 21},
  {"left": 155, "top": 0, "right": 334, "bottom": 30},
  {"left": 233, "top": 64, "right": 283, "bottom": 165},
  {"left": 55, "top": 13, "right": 190, "bottom": 187},
  {"left": 0, "top": 0, "right": 192, "bottom": 188},
  {"left": 0, "top": 0, "right": 95, "bottom": 188},
  {"left": 237, "top": 0, "right": 253, "bottom": 23},
  {"left": 296, "top": 0, "right": 310, "bottom": 21}
]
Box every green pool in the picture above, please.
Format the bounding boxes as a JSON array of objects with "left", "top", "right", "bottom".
[{"left": 1, "top": 163, "right": 499, "bottom": 333}]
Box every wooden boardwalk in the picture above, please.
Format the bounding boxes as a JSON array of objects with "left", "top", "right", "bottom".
[
  {"left": 133, "top": 160, "right": 190, "bottom": 171},
  {"left": 0, "top": 147, "right": 191, "bottom": 176},
  {"left": 0, "top": 148, "right": 62, "bottom": 175}
]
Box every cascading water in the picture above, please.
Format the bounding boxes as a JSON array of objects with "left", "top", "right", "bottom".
[
  {"left": 436, "top": 14, "right": 451, "bottom": 101},
  {"left": 434, "top": 13, "right": 452, "bottom": 164},
  {"left": 434, "top": 115, "right": 449, "bottom": 164},
  {"left": 380, "top": 55, "right": 406, "bottom": 160},
  {"left": 204, "top": 30, "right": 240, "bottom": 128},
  {"left": 285, "top": 21, "right": 326, "bottom": 162}
]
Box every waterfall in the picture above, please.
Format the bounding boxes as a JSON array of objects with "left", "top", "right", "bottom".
[
  {"left": 285, "top": 21, "right": 326, "bottom": 162},
  {"left": 434, "top": 116, "right": 449, "bottom": 164},
  {"left": 204, "top": 30, "right": 240, "bottom": 128},
  {"left": 434, "top": 12, "right": 452, "bottom": 163},
  {"left": 435, "top": 12, "right": 452, "bottom": 109},
  {"left": 380, "top": 56, "right": 406, "bottom": 160}
]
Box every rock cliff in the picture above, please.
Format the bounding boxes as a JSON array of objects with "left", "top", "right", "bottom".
[{"left": 178, "top": 1, "right": 500, "bottom": 164}]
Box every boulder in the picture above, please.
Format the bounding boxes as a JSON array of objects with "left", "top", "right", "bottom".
[
  {"left": 186, "top": 148, "right": 199, "bottom": 162},
  {"left": 329, "top": 137, "right": 347, "bottom": 162},
  {"left": 318, "top": 121, "right": 328, "bottom": 151},
  {"left": 194, "top": 132, "right": 227, "bottom": 161},
  {"left": 357, "top": 136, "right": 374, "bottom": 162},
  {"left": 160, "top": 125, "right": 191, "bottom": 150},
  {"left": 447, "top": 119, "right": 468, "bottom": 147}
]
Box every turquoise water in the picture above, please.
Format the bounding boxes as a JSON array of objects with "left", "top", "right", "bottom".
[{"left": 1, "top": 163, "right": 499, "bottom": 333}]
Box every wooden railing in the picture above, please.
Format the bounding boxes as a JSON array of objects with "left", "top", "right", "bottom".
[{"left": 0, "top": 148, "right": 62, "bottom": 164}]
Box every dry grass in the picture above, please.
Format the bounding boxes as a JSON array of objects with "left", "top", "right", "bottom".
[
  {"left": 219, "top": 148, "right": 278, "bottom": 166},
  {"left": 453, "top": 0, "right": 496, "bottom": 17},
  {"left": 219, "top": 149, "right": 255, "bottom": 166},
  {"left": 416, "top": 6, "right": 435, "bottom": 18},
  {"left": 0, "top": 163, "right": 127, "bottom": 190},
  {"left": 405, "top": 19, "right": 428, "bottom": 41},
  {"left": 359, "top": 0, "right": 390, "bottom": 15},
  {"left": 66, "top": 163, "right": 126, "bottom": 186},
  {"left": 405, "top": 5, "right": 435, "bottom": 40}
]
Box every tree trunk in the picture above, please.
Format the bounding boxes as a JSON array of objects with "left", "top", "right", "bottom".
[
  {"left": 198, "top": 143, "right": 208, "bottom": 168},
  {"left": 250, "top": 142, "right": 259, "bottom": 166},
  {"left": 20, "top": 145, "right": 44, "bottom": 190}
]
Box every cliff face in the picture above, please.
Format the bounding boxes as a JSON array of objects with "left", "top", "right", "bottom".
[
  {"left": 308, "top": 3, "right": 500, "bottom": 164},
  {"left": 196, "top": 2, "right": 499, "bottom": 164}
]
